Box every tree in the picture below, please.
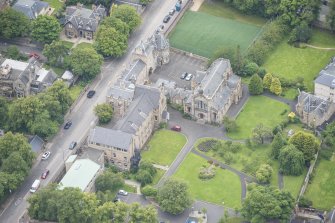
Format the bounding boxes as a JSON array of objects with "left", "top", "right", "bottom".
[
  {"left": 111, "top": 5, "right": 141, "bottom": 32},
  {"left": 243, "top": 62, "right": 259, "bottom": 76},
  {"left": 327, "top": 0, "right": 335, "bottom": 32},
  {"left": 140, "top": 0, "right": 152, "bottom": 5},
  {"left": 263, "top": 73, "right": 273, "bottom": 89},
  {"left": 139, "top": 161, "right": 157, "bottom": 176},
  {"left": 135, "top": 169, "right": 153, "bottom": 186},
  {"left": 129, "top": 203, "right": 157, "bottom": 223},
  {"left": 94, "top": 103, "right": 113, "bottom": 124},
  {"left": 95, "top": 171, "right": 124, "bottom": 192},
  {"left": 271, "top": 133, "right": 286, "bottom": 159},
  {"left": 0, "top": 97, "right": 8, "bottom": 128},
  {"left": 249, "top": 74, "right": 264, "bottom": 95},
  {"left": 5, "top": 46, "right": 24, "bottom": 60},
  {"left": 43, "top": 40, "right": 71, "bottom": 67},
  {"left": 0, "top": 7, "right": 30, "bottom": 39},
  {"left": 69, "top": 45, "right": 103, "bottom": 80},
  {"left": 289, "top": 131, "right": 319, "bottom": 162},
  {"left": 157, "top": 179, "right": 192, "bottom": 215},
  {"left": 222, "top": 117, "right": 238, "bottom": 132},
  {"left": 255, "top": 164, "right": 273, "bottom": 184},
  {"left": 320, "top": 122, "right": 335, "bottom": 160},
  {"left": 101, "top": 16, "right": 130, "bottom": 36},
  {"left": 31, "top": 15, "right": 61, "bottom": 44},
  {"left": 93, "top": 201, "right": 128, "bottom": 223},
  {"left": 141, "top": 185, "right": 157, "bottom": 197},
  {"left": 27, "top": 110, "right": 59, "bottom": 138},
  {"left": 241, "top": 185, "right": 294, "bottom": 222},
  {"left": 278, "top": 145, "right": 305, "bottom": 175},
  {"left": 44, "top": 80, "right": 72, "bottom": 114},
  {"left": 270, "top": 77, "right": 282, "bottom": 95},
  {"left": 288, "top": 21, "right": 312, "bottom": 44},
  {"left": 94, "top": 25, "right": 128, "bottom": 57},
  {"left": 252, "top": 123, "right": 273, "bottom": 144}
]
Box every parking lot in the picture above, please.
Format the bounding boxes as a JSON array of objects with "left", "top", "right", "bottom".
[{"left": 150, "top": 50, "right": 207, "bottom": 89}]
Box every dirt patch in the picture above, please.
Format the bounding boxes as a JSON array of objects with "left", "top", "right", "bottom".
[{"left": 190, "top": 0, "right": 205, "bottom": 11}]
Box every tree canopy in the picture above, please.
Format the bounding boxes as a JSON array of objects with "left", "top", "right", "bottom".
[
  {"left": 0, "top": 7, "right": 30, "bottom": 39},
  {"left": 249, "top": 74, "right": 264, "bottom": 95},
  {"left": 271, "top": 133, "right": 286, "bottom": 159},
  {"left": 101, "top": 16, "right": 130, "bottom": 36},
  {"left": 289, "top": 131, "right": 319, "bottom": 162},
  {"left": 31, "top": 15, "right": 61, "bottom": 44},
  {"left": 263, "top": 73, "right": 273, "bottom": 89},
  {"left": 111, "top": 5, "right": 141, "bottom": 32},
  {"left": 270, "top": 77, "right": 282, "bottom": 95},
  {"left": 256, "top": 164, "right": 273, "bottom": 184},
  {"left": 279, "top": 144, "right": 305, "bottom": 175},
  {"left": 94, "top": 103, "right": 113, "bottom": 124},
  {"left": 252, "top": 123, "right": 273, "bottom": 144},
  {"left": 95, "top": 170, "right": 124, "bottom": 192},
  {"left": 43, "top": 40, "right": 71, "bottom": 67}
]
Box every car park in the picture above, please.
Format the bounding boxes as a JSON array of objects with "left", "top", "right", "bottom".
[
  {"left": 69, "top": 141, "right": 77, "bottom": 150},
  {"left": 118, "top": 189, "right": 128, "bottom": 196},
  {"left": 41, "top": 170, "right": 50, "bottom": 179},
  {"left": 185, "top": 73, "right": 193, "bottom": 81},
  {"left": 171, "top": 125, "right": 181, "bottom": 132},
  {"left": 169, "top": 9, "right": 176, "bottom": 16},
  {"left": 180, "top": 72, "right": 188, "bottom": 79},
  {"left": 64, "top": 120, "right": 72, "bottom": 129},
  {"left": 41, "top": 151, "right": 51, "bottom": 160},
  {"left": 87, "top": 90, "right": 96, "bottom": 98},
  {"left": 163, "top": 15, "right": 171, "bottom": 23}
]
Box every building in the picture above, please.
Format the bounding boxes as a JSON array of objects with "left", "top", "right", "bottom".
[
  {"left": 28, "top": 135, "right": 45, "bottom": 153},
  {"left": 314, "top": 57, "right": 335, "bottom": 102},
  {"left": 12, "top": 0, "right": 50, "bottom": 19},
  {"left": 59, "top": 158, "right": 102, "bottom": 192},
  {"left": 64, "top": 4, "right": 106, "bottom": 40},
  {"left": 0, "top": 57, "right": 57, "bottom": 98}
]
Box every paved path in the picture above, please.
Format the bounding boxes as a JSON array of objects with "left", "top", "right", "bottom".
[
  {"left": 226, "top": 84, "right": 249, "bottom": 118},
  {"left": 263, "top": 92, "right": 297, "bottom": 112},
  {"left": 153, "top": 164, "right": 169, "bottom": 171},
  {"left": 190, "top": 0, "right": 204, "bottom": 11},
  {"left": 303, "top": 44, "right": 335, "bottom": 50},
  {"left": 278, "top": 172, "right": 284, "bottom": 189}
]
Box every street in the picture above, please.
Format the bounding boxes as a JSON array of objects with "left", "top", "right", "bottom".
[{"left": 0, "top": 0, "right": 178, "bottom": 222}]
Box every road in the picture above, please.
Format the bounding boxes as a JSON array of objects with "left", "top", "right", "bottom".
[{"left": 0, "top": 0, "right": 178, "bottom": 222}]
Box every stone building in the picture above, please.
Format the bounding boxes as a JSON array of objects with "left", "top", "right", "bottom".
[
  {"left": 314, "top": 57, "right": 335, "bottom": 102},
  {"left": 64, "top": 4, "right": 105, "bottom": 40},
  {"left": 12, "top": 0, "right": 50, "bottom": 19}
]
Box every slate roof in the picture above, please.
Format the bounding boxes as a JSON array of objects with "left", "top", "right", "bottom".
[
  {"left": 133, "top": 30, "right": 168, "bottom": 56},
  {"left": 115, "top": 0, "right": 141, "bottom": 5},
  {"left": 108, "top": 83, "right": 135, "bottom": 101},
  {"left": 121, "top": 59, "right": 146, "bottom": 82},
  {"left": 29, "top": 135, "right": 44, "bottom": 153},
  {"left": 298, "top": 91, "right": 331, "bottom": 117},
  {"left": 65, "top": 5, "right": 105, "bottom": 32},
  {"left": 13, "top": 0, "right": 49, "bottom": 19},
  {"left": 315, "top": 57, "right": 335, "bottom": 87},
  {"left": 212, "top": 86, "right": 232, "bottom": 110},
  {"left": 88, "top": 126, "right": 133, "bottom": 150},
  {"left": 114, "top": 85, "right": 161, "bottom": 134}
]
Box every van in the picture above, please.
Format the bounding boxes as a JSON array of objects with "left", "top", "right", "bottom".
[{"left": 30, "top": 179, "right": 40, "bottom": 193}]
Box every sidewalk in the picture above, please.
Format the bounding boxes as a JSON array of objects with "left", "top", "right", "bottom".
[{"left": 153, "top": 164, "right": 169, "bottom": 171}]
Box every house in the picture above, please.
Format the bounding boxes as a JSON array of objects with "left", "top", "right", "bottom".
[
  {"left": 12, "top": 0, "right": 50, "bottom": 19},
  {"left": 64, "top": 4, "right": 106, "bottom": 40},
  {"left": 59, "top": 158, "right": 102, "bottom": 192},
  {"left": 314, "top": 57, "right": 335, "bottom": 102},
  {"left": 28, "top": 135, "right": 45, "bottom": 153},
  {"left": 61, "top": 70, "right": 75, "bottom": 86},
  {"left": 0, "top": 57, "right": 57, "bottom": 98}
]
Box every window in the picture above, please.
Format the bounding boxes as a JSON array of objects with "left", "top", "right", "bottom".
[
  {"left": 113, "top": 153, "right": 116, "bottom": 157},
  {"left": 124, "top": 157, "right": 127, "bottom": 161},
  {"left": 155, "top": 115, "right": 158, "bottom": 121}
]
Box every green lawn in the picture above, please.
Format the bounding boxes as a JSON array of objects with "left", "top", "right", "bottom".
[
  {"left": 263, "top": 30, "right": 335, "bottom": 91},
  {"left": 43, "top": 0, "right": 63, "bottom": 11},
  {"left": 141, "top": 130, "right": 187, "bottom": 166},
  {"left": 69, "top": 84, "right": 84, "bottom": 101},
  {"left": 76, "top": 42, "right": 93, "bottom": 49},
  {"left": 123, "top": 184, "right": 137, "bottom": 193},
  {"left": 169, "top": 11, "right": 262, "bottom": 58},
  {"left": 61, "top": 41, "right": 75, "bottom": 49},
  {"left": 151, "top": 169, "right": 165, "bottom": 186},
  {"left": 305, "top": 159, "right": 335, "bottom": 210},
  {"left": 174, "top": 153, "right": 242, "bottom": 208},
  {"left": 283, "top": 171, "right": 306, "bottom": 199},
  {"left": 227, "top": 96, "right": 290, "bottom": 139}
]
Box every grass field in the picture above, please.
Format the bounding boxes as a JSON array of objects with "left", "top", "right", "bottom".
[
  {"left": 305, "top": 159, "right": 335, "bottom": 210},
  {"left": 227, "top": 96, "right": 290, "bottom": 139},
  {"left": 69, "top": 84, "right": 84, "bottom": 101},
  {"left": 141, "top": 130, "right": 186, "bottom": 166},
  {"left": 43, "top": 0, "right": 63, "bottom": 11},
  {"left": 169, "top": 11, "right": 262, "bottom": 58},
  {"left": 263, "top": 30, "right": 335, "bottom": 91},
  {"left": 151, "top": 169, "right": 165, "bottom": 186},
  {"left": 283, "top": 171, "right": 306, "bottom": 199},
  {"left": 174, "top": 153, "right": 242, "bottom": 208}
]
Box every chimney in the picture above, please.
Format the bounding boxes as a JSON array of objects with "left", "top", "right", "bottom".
[{"left": 92, "top": 4, "right": 96, "bottom": 11}]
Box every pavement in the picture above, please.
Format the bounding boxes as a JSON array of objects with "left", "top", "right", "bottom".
[{"left": 0, "top": 0, "right": 183, "bottom": 222}]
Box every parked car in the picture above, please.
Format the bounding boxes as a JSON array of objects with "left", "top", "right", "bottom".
[
  {"left": 169, "top": 8, "right": 176, "bottom": 16},
  {"left": 171, "top": 125, "right": 181, "bottom": 132},
  {"left": 118, "top": 190, "right": 128, "bottom": 196},
  {"left": 180, "top": 72, "right": 188, "bottom": 79},
  {"left": 159, "top": 24, "right": 165, "bottom": 30},
  {"left": 69, "top": 141, "right": 77, "bottom": 150},
  {"left": 29, "top": 52, "right": 40, "bottom": 59},
  {"left": 64, "top": 120, "right": 72, "bottom": 129},
  {"left": 41, "top": 151, "right": 51, "bottom": 160},
  {"left": 163, "top": 15, "right": 171, "bottom": 23},
  {"left": 87, "top": 90, "right": 96, "bottom": 98},
  {"left": 41, "top": 170, "right": 50, "bottom": 179},
  {"left": 185, "top": 73, "right": 193, "bottom": 81}
]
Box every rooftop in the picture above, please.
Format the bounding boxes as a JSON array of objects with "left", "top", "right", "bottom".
[{"left": 315, "top": 57, "right": 335, "bottom": 87}]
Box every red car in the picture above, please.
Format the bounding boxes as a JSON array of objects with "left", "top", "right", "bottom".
[
  {"left": 171, "top": 125, "right": 181, "bottom": 132},
  {"left": 41, "top": 170, "right": 50, "bottom": 179},
  {"left": 29, "top": 52, "right": 40, "bottom": 59}
]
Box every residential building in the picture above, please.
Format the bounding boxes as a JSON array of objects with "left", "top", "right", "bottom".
[
  {"left": 64, "top": 4, "right": 106, "bottom": 40},
  {"left": 12, "top": 0, "right": 50, "bottom": 19},
  {"left": 0, "top": 57, "right": 57, "bottom": 98},
  {"left": 314, "top": 57, "right": 335, "bottom": 102},
  {"left": 59, "top": 158, "right": 102, "bottom": 192}
]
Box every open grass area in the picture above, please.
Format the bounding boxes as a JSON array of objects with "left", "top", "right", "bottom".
[
  {"left": 69, "top": 84, "right": 84, "bottom": 101},
  {"left": 61, "top": 41, "right": 75, "bottom": 49},
  {"left": 151, "top": 168, "right": 165, "bottom": 186},
  {"left": 263, "top": 30, "right": 335, "bottom": 91},
  {"left": 76, "top": 42, "right": 93, "bottom": 49},
  {"left": 123, "top": 184, "right": 137, "bottom": 193},
  {"left": 283, "top": 170, "right": 306, "bottom": 199},
  {"left": 305, "top": 159, "right": 335, "bottom": 210},
  {"left": 43, "top": 0, "right": 63, "bottom": 11},
  {"left": 169, "top": 11, "right": 262, "bottom": 58},
  {"left": 227, "top": 96, "right": 290, "bottom": 139},
  {"left": 174, "top": 153, "right": 242, "bottom": 208},
  {"left": 141, "top": 130, "right": 186, "bottom": 166}
]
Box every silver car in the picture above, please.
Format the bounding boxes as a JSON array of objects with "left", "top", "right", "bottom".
[
  {"left": 185, "top": 73, "right": 193, "bottom": 81},
  {"left": 41, "top": 151, "right": 51, "bottom": 160}
]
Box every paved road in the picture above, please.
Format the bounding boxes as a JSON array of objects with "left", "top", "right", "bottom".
[{"left": 0, "top": 1, "right": 180, "bottom": 222}]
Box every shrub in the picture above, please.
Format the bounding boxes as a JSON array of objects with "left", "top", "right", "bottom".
[
  {"left": 159, "top": 122, "right": 167, "bottom": 129},
  {"left": 243, "top": 62, "right": 259, "bottom": 77},
  {"left": 280, "top": 109, "right": 288, "bottom": 116},
  {"left": 230, "top": 144, "right": 242, "bottom": 153},
  {"left": 198, "top": 139, "right": 221, "bottom": 152},
  {"left": 298, "top": 196, "right": 313, "bottom": 208},
  {"left": 207, "top": 160, "right": 214, "bottom": 164},
  {"left": 223, "top": 152, "right": 234, "bottom": 165},
  {"left": 141, "top": 185, "right": 157, "bottom": 197},
  {"left": 198, "top": 165, "right": 216, "bottom": 180}
]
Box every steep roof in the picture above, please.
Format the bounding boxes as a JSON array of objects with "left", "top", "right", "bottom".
[
  {"left": 298, "top": 91, "right": 331, "bottom": 117},
  {"left": 13, "top": 0, "right": 49, "bottom": 19},
  {"left": 29, "top": 135, "right": 44, "bottom": 153},
  {"left": 315, "top": 57, "right": 335, "bottom": 88},
  {"left": 121, "top": 59, "right": 146, "bottom": 82},
  {"left": 108, "top": 83, "right": 135, "bottom": 101}
]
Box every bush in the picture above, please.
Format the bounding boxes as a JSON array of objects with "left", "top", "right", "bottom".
[
  {"left": 141, "top": 185, "right": 157, "bottom": 197},
  {"left": 298, "top": 196, "right": 313, "bottom": 208},
  {"left": 159, "top": 122, "right": 167, "bottom": 129},
  {"left": 198, "top": 165, "right": 216, "bottom": 180},
  {"left": 230, "top": 144, "right": 242, "bottom": 153},
  {"left": 223, "top": 152, "right": 234, "bottom": 165},
  {"left": 280, "top": 109, "right": 288, "bottom": 116},
  {"left": 243, "top": 62, "right": 259, "bottom": 77},
  {"left": 197, "top": 139, "right": 221, "bottom": 152}
]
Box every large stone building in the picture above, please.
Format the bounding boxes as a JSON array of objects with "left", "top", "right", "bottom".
[
  {"left": 12, "top": 0, "right": 50, "bottom": 19},
  {"left": 0, "top": 57, "right": 57, "bottom": 98},
  {"left": 64, "top": 4, "right": 105, "bottom": 40}
]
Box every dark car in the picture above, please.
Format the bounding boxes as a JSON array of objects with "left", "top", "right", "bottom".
[
  {"left": 169, "top": 9, "right": 176, "bottom": 16},
  {"left": 64, "top": 120, "right": 72, "bottom": 129},
  {"left": 180, "top": 72, "right": 188, "bottom": 79},
  {"left": 69, "top": 141, "right": 77, "bottom": 150},
  {"left": 41, "top": 170, "right": 50, "bottom": 179},
  {"left": 171, "top": 125, "right": 181, "bottom": 132},
  {"left": 163, "top": 15, "right": 171, "bottom": 23},
  {"left": 87, "top": 90, "right": 96, "bottom": 98}
]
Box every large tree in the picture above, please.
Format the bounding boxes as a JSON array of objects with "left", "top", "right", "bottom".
[
  {"left": 94, "top": 103, "right": 113, "bottom": 124},
  {"left": 31, "top": 15, "right": 61, "bottom": 44},
  {"left": 111, "top": 5, "right": 141, "bottom": 32},
  {"left": 249, "top": 74, "right": 264, "bottom": 95},
  {"left": 289, "top": 131, "right": 319, "bottom": 162},
  {"left": 129, "top": 203, "right": 157, "bottom": 223},
  {"left": 262, "top": 73, "right": 273, "bottom": 89},
  {"left": 320, "top": 122, "right": 335, "bottom": 160},
  {"left": 0, "top": 7, "right": 30, "bottom": 39},
  {"left": 255, "top": 164, "right": 273, "bottom": 184},
  {"left": 252, "top": 123, "right": 273, "bottom": 144},
  {"left": 101, "top": 16, "right": 130, "bottom": 36},
  {"left": 44, "top": 80, "right": 72, "bottom": 114},
  {"left": 95, "top": 171, "right": 124, "bottom": 192},
  {"left": 241, "top": 185, "right": 295, "bottom": 222},
  {"left": 271, "top": 133, "right": 286, "bottom": 159},
  {"left": 157, "top": 179, "right": 192, "bottom": 215},
  {"left": 327, "top": 0, "right": 335, "bottom": 32},
  {"left": 279, "top": 145, "right": 305, "bottom": 176},
  {"left": 0, "top": 97, "right": 9, "bottom": 128},
  {"left": 69, "top": 46, "right": 103, "bottom": 80},
  {"left": 94, "top": 25, "right": 128, "bottom": 57},
  {"left": 43, "top": 40, "right": 71, "bottom": 67},
  {"left": 270, "top": 77, "right": 282, "bottom": 95}
]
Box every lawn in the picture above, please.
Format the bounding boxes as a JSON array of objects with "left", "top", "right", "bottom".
[
  {"left": 305, "top": 159, "right": 335, "bottom": 210},
  {"left": 283, "top": 170, "right": 306, "bottom": 199},
  {"left": 151, "top": 168, "right": 165, "bottom": 186},
  {"left": 61, "top": 41, "right": 75, "bottom": 49},
  {"left": 69, "top": 84, "right": 85, "bottom": 101},
  {"left": 141, "top": 130, "right": 187, "bottom": 166},
  {"left": 43, "top": 0, "right": 63, "bottom": 11},
  {"left": 169, "top": 11, "right": 263, "bottom": 58},
  {"left": 76, "top": 42, "right": 93, "bottom": 49},
  {"left": 227, "top": 96, "right": 290, "bottom": 139},
  {"left": 263, "top": 30, "right": 335, "bottom": 91},
  {"left": 174, "top": 153, "right": 242, "bottom": 208}
]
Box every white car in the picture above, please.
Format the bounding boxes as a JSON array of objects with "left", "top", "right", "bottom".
[
  {"left": 41, "top": 151, "right": 51, "bottom": 160},
  {"left": 185, "top": 73, "right": 193, "bottom": 81},
  {"left": 118, "top": 190, "right": 128, "bottom": 196}
]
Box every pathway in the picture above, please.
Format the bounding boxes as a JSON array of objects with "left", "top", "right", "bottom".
[
  {"left": 153, "top": 164, "right": 169, "bottom": 171},
  {"left": 278, "top": 172, "right": 284, "bottom": 189},
  {"left": 302, "top": 43, "right": 335, "bottom": 50},
  {"left": 226, "top": 84, "right": 250, "bottom": 118},
  {"left": 262, "top": 92, "right": 297, "bottom": 112},
  {"left": 125, "top": 180, "right": 141, "bottom": 195}
]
